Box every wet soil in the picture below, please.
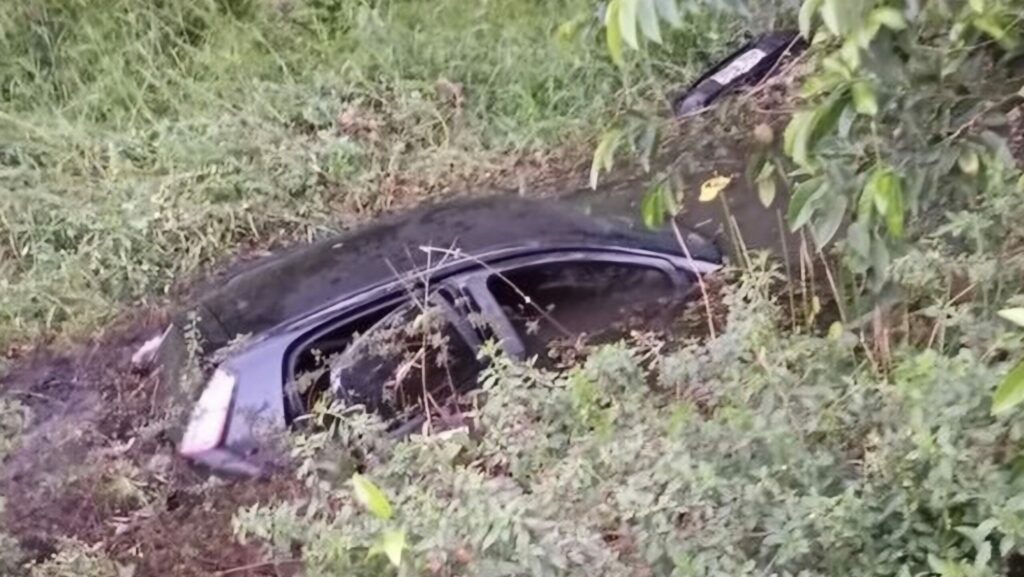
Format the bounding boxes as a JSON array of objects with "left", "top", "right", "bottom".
[{"left": 1, "top": 308, "right": 304, "bottom": 576}]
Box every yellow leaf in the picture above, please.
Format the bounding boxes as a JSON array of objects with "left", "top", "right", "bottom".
[
  {"left": 699, "top": 175, "right": 732, "bottom": 202},
  {"left": 352, "top": 474, "right": 393, "bottom": 520}
]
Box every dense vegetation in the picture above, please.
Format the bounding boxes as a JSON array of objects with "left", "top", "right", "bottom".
[{"left": 2, "top": 0, "right": 1024, "bottom": 576}]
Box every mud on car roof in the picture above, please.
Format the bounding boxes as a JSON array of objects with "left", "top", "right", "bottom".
[{"left": 158, "top": 197, "right": 721, "bottom": 477}]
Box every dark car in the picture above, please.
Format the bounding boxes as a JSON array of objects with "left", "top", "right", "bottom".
[
  {"left": 167, "top": 196, "right": 720, "bottom": 476},
  {"left": 160, "top": 28, "right": 808, "bottom": 476}
]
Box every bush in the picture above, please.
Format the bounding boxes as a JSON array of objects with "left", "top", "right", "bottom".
[{"left": 233, "top": 264, "right": 1024, "bottom": 576}]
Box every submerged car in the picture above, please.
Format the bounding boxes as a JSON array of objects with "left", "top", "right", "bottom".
[{"left": 163, "top": 197, "right": 721, "bottom": 476}]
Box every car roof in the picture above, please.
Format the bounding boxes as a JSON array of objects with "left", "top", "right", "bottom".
[{"left": 183, "top": 197, "right": 720, "bottom": 352}]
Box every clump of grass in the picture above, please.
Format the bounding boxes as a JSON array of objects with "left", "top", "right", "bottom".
[{"left": 0, "top": 0, "right": 746, "bottom": 347}]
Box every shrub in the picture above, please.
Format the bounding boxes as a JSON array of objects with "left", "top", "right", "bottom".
[{"left": 233, "top": 265, "right": 1024, "bottom": 576}]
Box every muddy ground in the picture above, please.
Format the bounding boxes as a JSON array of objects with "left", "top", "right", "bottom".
[{"left": 0, "top": 73, "right": 799, "bottom": 576}]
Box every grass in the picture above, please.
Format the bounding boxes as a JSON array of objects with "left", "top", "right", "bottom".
[{"left": 0, "top": 0, "right": 753, "bottom": 347}]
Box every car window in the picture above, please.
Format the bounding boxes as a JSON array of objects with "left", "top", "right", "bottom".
[
  {"left": 289, "top": 298, "right": 480, "bottom": 420},
  {"left": 486, "top": 261, "right": 687, "bottom": 360}
]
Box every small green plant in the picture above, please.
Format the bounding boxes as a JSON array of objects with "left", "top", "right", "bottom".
[
  {"left": 992, "top": 308, "right": 1024, "bottom": 414},
  {"left": 351, "top": 474, "right": 408, "bottom": 569}
]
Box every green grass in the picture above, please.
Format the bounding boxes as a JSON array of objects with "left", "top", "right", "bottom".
[{"left": 0, "top": 0, "right": 748, "bottom": 345}]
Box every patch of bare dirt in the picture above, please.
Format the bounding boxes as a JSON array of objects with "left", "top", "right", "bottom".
[{"left": 0, "top": 310, "right": 304, "bottom": 576}]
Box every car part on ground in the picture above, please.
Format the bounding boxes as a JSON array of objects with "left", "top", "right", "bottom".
[
  {"left": 164, "top": 197, "right": 722, "bottom": 477},
  {"left": 673, "top": 31, "right": 803, "bottom": 117}
]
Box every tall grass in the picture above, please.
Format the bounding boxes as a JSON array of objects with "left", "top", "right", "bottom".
[{"left": 0, "top": 0, "right": 744, "bottom": 345}]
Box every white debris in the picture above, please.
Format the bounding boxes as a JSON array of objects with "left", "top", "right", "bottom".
[{"left": 131, "top": 326, "right": 170, "bottom": 369}]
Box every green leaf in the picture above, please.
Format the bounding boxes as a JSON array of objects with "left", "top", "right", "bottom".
[
  {"left": 636, "top": 0, "right": 662, "bottom": 44},
  {"left": 605, "top": 1, "right": 625, "bottom": 68},
  {"left": 555, "top": 17, "right": 584, "bottom": 44},
  {"left": 857, "top": 180, "right": 875, "bottom": 222},
  {"left": 641, "top": 181, "right": 673, "bottom": 230},
  {"left": 352, "top": 474, "right": 393, "bottom": 520},
  {"left": 883, "top": 180, "right": 904, "bottom": 238},
  {"left": 589, "top": 129, "right": 623, "bottom": 189},
  {"left": 974, "top": 14, "right": 1019, "bottom": 50},
  {"left": 852, "top": 81, "right": 878, "bottom": 117},
  {"left": 788, "top": 177, "right": 825, "bottom": 231},
  {"left": 655, "top": 0, "right": 682, "bottom": 28},
  {"left": 841, "top": 39, "right": 862, "bottom": 69},
  {"left": 870, "top": 7, "right": 907, "bottom": 30},
  {"left": 994, "top": 358, "right": 1024, "bottom": 414},
  {"left": 847, "top": 220, "right": 871, "bottom": 259},
  {"left": 785, "top": 93, "right": 849, "bottom": 168},
  {"left": 811, "top": 192, "right": 848, "bottom": 248},
  {"left": 811, "top": 91, "right": 850, "bottom": 143},
  {"left": 867, "top": 167, "right": 904, "bottom": 237},
  {"left": 368, "top": 529, "right": 406, "bottom": 568},
  {"left": 756, "top": 162, "right": 776, "bottom": 208},
  {"left": 838, "top": 102, "right": 857, "bottom": 138},
  {"left": 822, "top": 55, "right": 853, "bottom": 80},
  {"left": 799, "top": 0, "right": 822, "bottom": 38},
  {"left": 784, "top": 110, "right": 817, "bottom": 168},
  {"left": 618, "top": 0, "right": 639, "bottom": 50},
  {"left": 998, "top": 308, "right": 1024, "bottom": 327},
  {"left": 820, "top": 0, "right": 843, "bottom": 35},
  {"left": 636, "top": 122, "right": 659, "bottom": 173}
]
